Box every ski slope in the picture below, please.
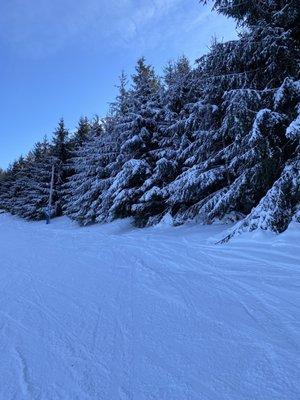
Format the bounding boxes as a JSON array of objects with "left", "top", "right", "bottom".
[{"left": 0, "top": 213, "right": 299, "bottom": 400}]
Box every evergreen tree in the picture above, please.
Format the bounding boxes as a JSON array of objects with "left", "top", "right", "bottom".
[
  {"left": 63, "top": 115, "right": 121, "bottom": 225},
  {"left": 162, "top": 0, "right": 300, "bottom": 234},
  {"left": 9, "top": 139, "right": 55, "bottom": 220},
  {"left": 51, "top": 118, "right": 70, "bottom": 215},
  {"left": 64, "top": 126, "right": 112, "bottom": 225},
  {"left": 130, "top": 56, "right": 195, "bottom": 226},
  {"left": 97, "top": 58, "right": 164, "bottom": 225},
  {"left": 71, "top": 117, "right": 91, "bottom": 149},
  {"left": 0, "top": 157, "right": 26, "bottom": 213}
]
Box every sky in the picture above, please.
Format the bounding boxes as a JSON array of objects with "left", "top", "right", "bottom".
[{"left": 0, "top": 0, "right": 237, "bottom": 169}]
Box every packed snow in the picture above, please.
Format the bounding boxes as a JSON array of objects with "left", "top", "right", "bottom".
[{"left": 0, "top": 213, "right": 299, "bottom": 399}]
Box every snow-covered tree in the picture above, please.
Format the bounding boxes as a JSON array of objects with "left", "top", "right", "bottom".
[
  {"left": 70, "top": 117, "right": 91, "bottom": 149},
  {"left": 97, "top": 58, "right": 165, "bottom": 225},
  {"left": 65, "top": 104, "right": 121, "bottom": 225},
  {"left": 51, "top": 118, "right": 70, "bottom": 215},
  {"left": 162, "top": 0, "right": 300, "bottom": 234},
  {"left": 64, "top": 123, "right": 113, "bottom": 225},
  {"left": 0, "top": 157, "right": 26, "bottom": 212},
  {"left": 9, "top": 139, "right": 55, "bottom": 220}
]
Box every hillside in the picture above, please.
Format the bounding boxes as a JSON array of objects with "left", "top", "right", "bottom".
[{"left": 0, "top": 213, "right": 299, "bottom": 399}]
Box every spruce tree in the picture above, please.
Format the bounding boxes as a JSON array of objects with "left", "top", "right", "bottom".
[
  {"left": 9, "top": 139, "right": 55, "bottom": 220},
  {"left": 71, "top": 117, "right": 91, "bottom": 149},
  {"left": 97, "top": 58, "right": 163, "bottom": 224},
  {"left": 163, "top": 0, "right": 300, "bottom": 233},
  {"left": 0, "top": 157, "right": 26, "bottom": 213},
  {"left": 63, "top": 117, "right": 118, "bottom": 225},
  {"left": 51, "top": 118, "right": 70, "bottom": 215}
]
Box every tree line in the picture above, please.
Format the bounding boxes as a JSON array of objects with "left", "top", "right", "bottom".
[{"left": 0, "top": 0, "right": 299, "bottom": 240}]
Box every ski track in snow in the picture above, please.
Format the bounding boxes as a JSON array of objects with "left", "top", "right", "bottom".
[{"left": 0, "top": 213, "right": 299, "bottom": 400}]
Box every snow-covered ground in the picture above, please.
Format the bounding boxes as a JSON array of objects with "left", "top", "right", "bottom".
[{"left": 0, "top": 213, "right": 299, "bottom": 400}]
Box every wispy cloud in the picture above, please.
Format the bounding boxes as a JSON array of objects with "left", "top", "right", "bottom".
[
  {"left": 0, "top": 0, "right": 230, "bottom": 59},
  {"left": 0, "top": 0, "right": 186, "bottom": 57},
  {"left": 0, "top": 0, "right": 107, "bottom": 56}
]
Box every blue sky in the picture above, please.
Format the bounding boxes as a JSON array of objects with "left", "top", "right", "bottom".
[{"left": 0, "top": 0, "right": 237, "bottom": 169}]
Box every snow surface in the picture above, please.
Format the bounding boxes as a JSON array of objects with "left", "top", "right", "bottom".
[{"left": 0, "top": 213, "right": 299, "bottom": 400}]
